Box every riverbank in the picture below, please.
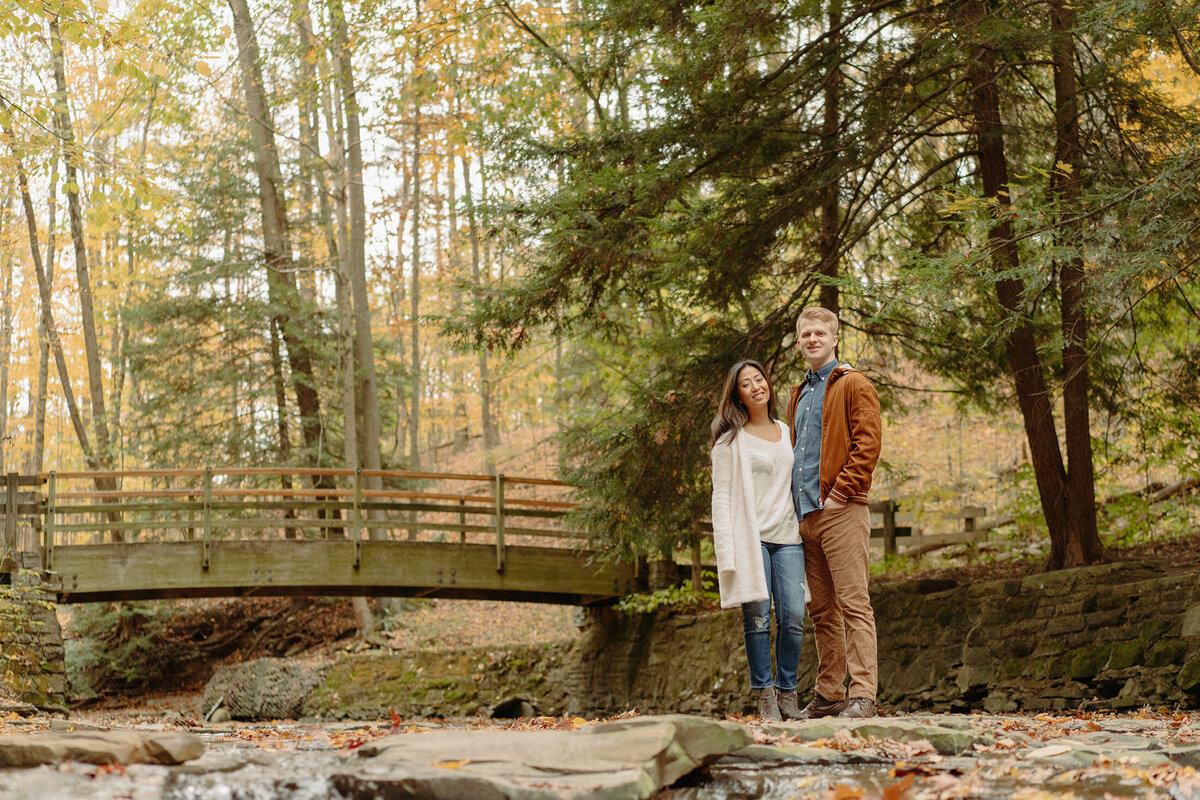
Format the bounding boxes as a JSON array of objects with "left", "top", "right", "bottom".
[
  {"left": 4, "top": 705, "right": 1200, "bottom": 800},
  {"left": 178, "top": 558, "right": 1200, "bottom": 723}
]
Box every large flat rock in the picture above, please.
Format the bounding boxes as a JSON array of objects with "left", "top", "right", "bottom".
[
  {"left": 343, "top": 714, "right": 752, "bottom": 799},
  {"left": 0, "top": 730, "right": 204, "bottom": 768},
  {"left": 777, "top": 715, "right": 995, "bottom": 755}
]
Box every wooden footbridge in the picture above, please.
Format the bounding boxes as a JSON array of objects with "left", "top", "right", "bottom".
[{"left": 0, "top": 469, "right": 647, "bottom": 606}]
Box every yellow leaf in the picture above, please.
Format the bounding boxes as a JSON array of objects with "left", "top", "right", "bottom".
[
  {"left": 94, "top": 0, "right": 108, "bottom": 13},
  {"left": 434, "top": 759, "right": 471, "bottom": 769},
  {"left": 196, "top": 60, "right": 211, "bottom": 77},
  {"left": 152, "top": 61, "right": 169, "bottom": 78}
]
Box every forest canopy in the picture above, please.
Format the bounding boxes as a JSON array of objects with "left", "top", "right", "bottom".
[{"left": 1, "top": 0, "right": 1198, "bottom": 569}]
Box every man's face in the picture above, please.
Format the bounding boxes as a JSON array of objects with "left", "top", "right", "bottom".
[{"left": 797, "top": 318, "right": 838, "bottom": 370}]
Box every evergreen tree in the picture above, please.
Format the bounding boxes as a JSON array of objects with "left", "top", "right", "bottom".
[{"left": 472, "top": 0, "right": 1200, "bottom": 565}]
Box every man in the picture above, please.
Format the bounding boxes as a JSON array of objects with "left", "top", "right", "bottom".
[{"left": 787, "top": 307, "right": 883, "bottom": 719}]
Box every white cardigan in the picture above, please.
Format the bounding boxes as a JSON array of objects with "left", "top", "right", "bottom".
[{"left": 710, "top": 419, "right": 791, "bottom": 609}]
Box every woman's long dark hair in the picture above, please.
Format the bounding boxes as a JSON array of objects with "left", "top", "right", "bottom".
[{"left": 710, "top": 360, "right": 776, "bottom": 449}]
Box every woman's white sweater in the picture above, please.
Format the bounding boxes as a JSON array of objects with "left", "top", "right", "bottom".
[{"left": 710, "top": 419, "right": 798, "bottom": 609}]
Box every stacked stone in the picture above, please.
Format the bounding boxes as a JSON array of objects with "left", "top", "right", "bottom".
[
  {"left": 202, "top": 559, "right": 1200, "bottom": 720},
  {"left": 0, "top": 559, "right": 67, "bottom": 708},
  {"left": 877, "top": 560, "right": 1200, "bottom": 713},
  {"left": 569, "top": 559, "right": 1200, "bottom": 716}
]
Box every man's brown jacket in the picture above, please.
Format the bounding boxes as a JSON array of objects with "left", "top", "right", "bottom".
[{"left": 786, "top": 364, "right": 882, "bottom": 506}]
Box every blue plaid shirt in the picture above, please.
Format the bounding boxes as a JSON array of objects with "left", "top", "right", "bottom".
[{"left": 791, "top": 360, "right": 838, "bottom": 518}]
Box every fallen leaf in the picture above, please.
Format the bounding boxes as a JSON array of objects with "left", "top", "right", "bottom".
[
  {"left": 828, "top": 784, "right": 865, "bottom": 799},
  {"left": 882, "top": 773, "right": 914, "bottom": 800},
  {"left": 434, "top": 759, "right": 471, "bottom": 770},
  {"left": 1026, "top": 744, "right": 1073, "bottom": 758}
]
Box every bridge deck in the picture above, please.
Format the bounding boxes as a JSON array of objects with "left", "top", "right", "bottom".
[{"left": 46, "top": 540, "right": 638, "bottom": 605}]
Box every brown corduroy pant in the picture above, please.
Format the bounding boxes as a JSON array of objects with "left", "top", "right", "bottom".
[{"left": 800, "top": 502, "right": 878, "bottom": 701}]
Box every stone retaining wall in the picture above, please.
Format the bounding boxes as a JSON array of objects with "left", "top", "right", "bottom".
[
  {"left": 573, "top": 560, "right": 1200, "bottom": 715},
  {"left": 203, "top": 559, "right": 1200, "bottom": 720},
  {"left": 0, "top": 561, "right": 67, "bottom": 708},
  {"left": 301, "top": 641, "right": 580, "bottom": 721}
]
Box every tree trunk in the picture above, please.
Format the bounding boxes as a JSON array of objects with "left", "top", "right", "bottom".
[
  {"left": 32, "top": 133, "right": 59, "bottom": 475},
  {"left": 818, "top": 4, "right": 842, "bottom": 315},
  {"left": 328, "top": 76, "right": 358, "bottom": 473},
  {"left": 50, "top": 16, "right": 115, "bottom": 472},
  {"left": 409, "top": 55, "right": 422, "bottom": 471},
  {"left": 0, "top": 188, "right": 11, "bottom": 473},
  {"left": 460, "top": 151, "right": 497, "bottom": 470},
  {"left": 294, "top": 0, "right": 320, "bottom": 306},
  {"left": 445, "top": 134, "right": 469, "bottom": 453},
  {"left": 317, "top": 36, "right": 356, "bottom": 469},
  {"left": 962, "top": 0, "right": 1071, "bottom": 555},
  {"left": 319, "top": 2, "right": 375, "bottom": 633},
  {"left": 223, "top": 265, "right": 240, "bottom": 462},
  {"left": 1048, "top": 0, "right": 1104, "bottom": 567},
  {"left": 329, "top": 0, "right": 382, "bottom": 480},
  {"left": 268, "top": 318, "right": 298, "bottom": 539},
  {"left": 228, "top": 0, "right": 327, "bottom": 468}
]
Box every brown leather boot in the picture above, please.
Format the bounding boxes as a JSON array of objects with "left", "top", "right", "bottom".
[
  {"left": 837, "top": 697, "right": 878, "bottom": 718},
  {"left": 797, "top": 692, "right": 847, "bottom": 719}
]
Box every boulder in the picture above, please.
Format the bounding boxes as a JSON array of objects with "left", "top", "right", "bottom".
[
  {"left": 202, "top": 657, "right": 327, "bottom": 721},
  {"left": 777, "top": 716, "right": 994, "bottom": 755}
]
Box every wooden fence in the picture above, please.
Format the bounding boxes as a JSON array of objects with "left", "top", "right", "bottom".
[
  {"left": 871, "top": 501, "right": 989, "bottom": 556},
  {"left": 39, "top": 468, "right": 583, "bottom": 574}
]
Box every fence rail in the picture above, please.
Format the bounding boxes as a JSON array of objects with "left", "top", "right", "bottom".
[
  {"left": 1, "top": 470, "right": 997, "bottom": 604},
  {"left": 35, "top": 468, "right": 586, "bottom": 576}
]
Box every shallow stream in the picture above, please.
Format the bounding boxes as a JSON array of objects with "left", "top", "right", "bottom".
[{"left": 0, "top": 742, "right": 1175, "bottom": 800}]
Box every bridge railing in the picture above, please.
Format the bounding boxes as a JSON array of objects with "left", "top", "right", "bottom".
[{"left": 43, "top": 468, "right": 584, "bottom": 573}]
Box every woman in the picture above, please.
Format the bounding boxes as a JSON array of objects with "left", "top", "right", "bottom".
[{"left": 710, "top": 360, "right": 807, "bottom": 721}]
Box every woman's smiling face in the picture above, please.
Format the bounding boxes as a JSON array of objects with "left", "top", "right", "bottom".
[{"left": 736, "top": 365, "right": 770, "bottom": 413}]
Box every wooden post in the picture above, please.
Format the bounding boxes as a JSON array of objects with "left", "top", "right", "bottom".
[
  {"left": 883, "top": 500, "right": 897, "bottom": 557},
  {"left": 963, "top": 507, "right": 982, "bottom": 533},
  {"left": 202, "top": 467, "right": 213, "bottom": 569},
  {"left": 353, "top": 467, "right": 362, "bottom": 567},
  {"left": 458, "top": 497, "right": 467, "bottom": 544},
  {"left": 495, "top": 472, "right": 506, "bottom": 573},
  {"left": 44, "top": 472, "right": 56, "bottom": 571},
  {"left": 962, "top": 505, "right": 985, "bottom": 563},
  {"left": 1, "top": 474, "right": 14, "bottom": 575}
]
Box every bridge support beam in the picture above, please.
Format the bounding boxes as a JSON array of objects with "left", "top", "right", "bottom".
[{"left": 48, "top": 540, "right": 643, "bottom": 605}]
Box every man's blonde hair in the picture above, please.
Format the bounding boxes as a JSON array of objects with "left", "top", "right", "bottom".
[{"left": 796, "top": 307, "right": 839, "bottom": 338}]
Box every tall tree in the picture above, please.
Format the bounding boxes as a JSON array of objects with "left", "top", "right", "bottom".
[
  {"left": 470, "top": 0, "right": 1200, "bottom": 564},
  {"left": 1047, "top": 0, "right": 1103, "bottom": 567},
  {"left": 31, "top": 145, "right": 57, "bottom": 476},
  {"left": 49, "top": 15, "right": 115, "bottom": 472},
  {"left": 0, "top": 187, "right": 11, "bottom": 473},
  {"left": 408, "top": 1, "right": 423, "bottom": 470},
  {"left": 1, "top": 98, "right": 101, "bottom": 478},
  {"left": 818, "top": 1, "right": 842, "bottom": 315},
  {"left": 329, "top": 0, "right": 382, "bottom": 479},
  {"left": 228, "top": 0, "right": 329, "bottom": 467}
]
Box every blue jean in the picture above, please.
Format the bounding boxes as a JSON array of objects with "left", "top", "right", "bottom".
[{"left": 741, "top": 542, "right": 806, "bottom": 691}]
